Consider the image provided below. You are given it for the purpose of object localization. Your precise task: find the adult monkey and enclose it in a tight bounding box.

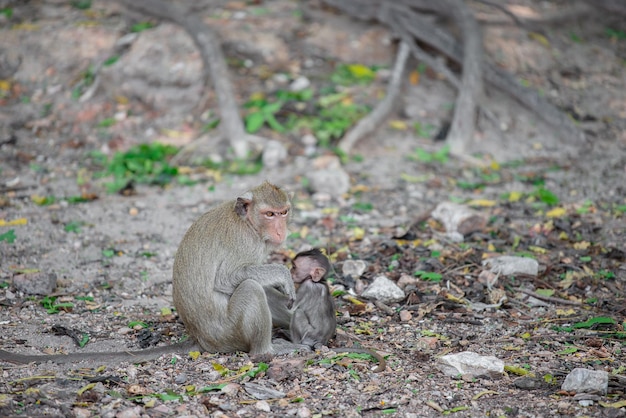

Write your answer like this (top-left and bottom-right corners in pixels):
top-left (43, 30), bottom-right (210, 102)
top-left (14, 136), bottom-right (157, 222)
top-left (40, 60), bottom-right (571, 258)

top-left (173, 180), bottom-right (298, 355)
top-left (0, 181), bottom-right (298, 364)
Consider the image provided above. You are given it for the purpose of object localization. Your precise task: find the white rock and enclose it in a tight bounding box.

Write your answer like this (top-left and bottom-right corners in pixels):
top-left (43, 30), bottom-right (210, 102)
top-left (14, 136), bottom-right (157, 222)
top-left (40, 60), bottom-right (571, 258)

top-left (437, 351), bottom-right (504, 378)
top-left (562, 368), bottom-right (608, 395)
top-left (290, 76), bottom-right (310, 91)
top-left (361, 275), bottom-right (405, 304)
top-left (482, 256), bottom-right (539, 276)
top-left (255, 400), bottom-right (271, 412)
top-left (342, 260), bottom-right (367, 277)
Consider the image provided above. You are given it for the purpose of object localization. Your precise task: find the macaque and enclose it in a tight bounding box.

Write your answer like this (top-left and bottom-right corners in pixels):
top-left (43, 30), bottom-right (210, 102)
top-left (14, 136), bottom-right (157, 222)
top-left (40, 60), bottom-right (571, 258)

top-left (0, 181), bottom-right (299, 364)
top-left (172, 181), bottom-right (299, 355)
top-left (271, 249), bottom-right (387, 372)
top-left (289, 248), bottom-right (336, 349)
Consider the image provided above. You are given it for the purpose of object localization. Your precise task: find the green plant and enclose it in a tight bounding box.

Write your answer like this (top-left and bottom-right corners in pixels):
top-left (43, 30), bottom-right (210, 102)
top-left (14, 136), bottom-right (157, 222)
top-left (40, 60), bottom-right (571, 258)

top-left (0, 229), bottom-right (16, 243)
top-left (93, 143), bottom-right (179, 193)
top-left (408, 145), bottom-right (450, 164)
top-left (330, 63), bottom-right (378, 85)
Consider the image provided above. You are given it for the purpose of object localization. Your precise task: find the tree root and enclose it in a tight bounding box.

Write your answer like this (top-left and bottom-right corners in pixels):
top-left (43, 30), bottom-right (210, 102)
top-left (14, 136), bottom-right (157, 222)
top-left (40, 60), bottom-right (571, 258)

top-left (117, 0), bottom-right (268, 160)
top-left (323, 0), bottom-right (586, 155)
top-left (338, 42), bottom-right (410, 154)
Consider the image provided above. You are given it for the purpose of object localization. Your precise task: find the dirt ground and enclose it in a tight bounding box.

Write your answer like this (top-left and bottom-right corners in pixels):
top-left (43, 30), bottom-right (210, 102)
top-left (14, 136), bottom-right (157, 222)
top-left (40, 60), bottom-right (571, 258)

top-left (1, 1), bottom-right (625, 417)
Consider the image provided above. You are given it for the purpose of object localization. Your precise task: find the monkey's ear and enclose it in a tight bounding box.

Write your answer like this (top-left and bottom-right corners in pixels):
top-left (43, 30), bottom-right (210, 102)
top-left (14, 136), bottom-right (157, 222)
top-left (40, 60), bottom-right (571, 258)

top-left (235, 192), bottom-right (253, 218)
top-left (311, 267), bottom-right (327, 282)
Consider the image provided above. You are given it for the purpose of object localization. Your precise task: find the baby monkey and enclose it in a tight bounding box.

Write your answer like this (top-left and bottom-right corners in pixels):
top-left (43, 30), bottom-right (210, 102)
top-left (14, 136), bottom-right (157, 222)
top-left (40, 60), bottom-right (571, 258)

top-left (267, 249), bottom-right (386, 372)
top-left (289, 248), bottom-right (337, 349)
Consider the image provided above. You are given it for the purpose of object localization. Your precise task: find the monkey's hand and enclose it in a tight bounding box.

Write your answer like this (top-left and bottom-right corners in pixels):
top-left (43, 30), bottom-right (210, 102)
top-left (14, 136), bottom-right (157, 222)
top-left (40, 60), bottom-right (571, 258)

top-left (235, 264), bottom-right (296, 301)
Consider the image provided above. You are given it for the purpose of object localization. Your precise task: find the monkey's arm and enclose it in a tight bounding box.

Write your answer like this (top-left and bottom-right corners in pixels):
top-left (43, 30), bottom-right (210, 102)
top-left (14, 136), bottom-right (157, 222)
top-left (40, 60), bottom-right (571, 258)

top-left (265, 286), bottom-right (293, 329)
top-left (0, 340), bottom-right (198, 365)
top-left (221, 264), bottom-right (295, 301)
top-left (331, 347), bottom-right (387, 373)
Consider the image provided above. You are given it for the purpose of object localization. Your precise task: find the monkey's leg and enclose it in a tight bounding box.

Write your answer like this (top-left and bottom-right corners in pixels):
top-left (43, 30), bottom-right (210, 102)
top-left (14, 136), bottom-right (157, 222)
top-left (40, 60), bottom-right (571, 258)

top-left (227, 279), bottom-right (274, 355)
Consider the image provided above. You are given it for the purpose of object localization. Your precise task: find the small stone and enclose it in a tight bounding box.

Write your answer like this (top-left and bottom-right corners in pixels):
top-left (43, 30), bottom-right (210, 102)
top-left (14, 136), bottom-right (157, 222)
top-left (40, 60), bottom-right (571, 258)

top-left (296, 406), bottom-right (312, 418)
top-left (290, 76), bottom-right (310, 91)
top-left (174, 373), bottom-right (187, 384)
top-left (482, 256), bottom-right (539, 276)
top-left (437, 351), bottom-right (504, 378)
top-left (115, 406), bottom-right (142, 418)
top-left (561, 368), bottom-right (608, 395)
top-left (255, 400), bottom-right (271, 412)
top-left (399, 310), bottom-right (412, 322)
top-left (342, 260), bottom-right (367, 278)
top-left (73, 407), bottom-right (91, 418)
top-left (361, 275), bottom-right (405, 304)
top-left (397, 273), bottom-right (418, 289)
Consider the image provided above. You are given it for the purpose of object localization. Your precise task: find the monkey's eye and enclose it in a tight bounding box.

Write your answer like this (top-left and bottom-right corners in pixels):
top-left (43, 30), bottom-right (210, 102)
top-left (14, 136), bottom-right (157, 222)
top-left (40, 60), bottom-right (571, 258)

top-left (264, 211), bottom-right (275, 218)
top-left (279, 209), bottom-right (289, 216)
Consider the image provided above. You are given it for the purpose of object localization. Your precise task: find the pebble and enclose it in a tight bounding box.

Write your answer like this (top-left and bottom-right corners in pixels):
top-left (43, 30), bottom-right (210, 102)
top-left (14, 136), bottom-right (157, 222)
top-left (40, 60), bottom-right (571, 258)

top-left (342, 260), bottom-right (367, 278)
top-left (255, 400), bottom-right (271, 412)
top-left (437, 351), bottom-right (504, 378)
top-left (399, 310), bottom-right (412, 322)
top-left (361, 275), bottom-right (405, 304)
top-left (115, 406), bottom-right (142, 418)
top-left (561, 368), bottom-right (608, 395)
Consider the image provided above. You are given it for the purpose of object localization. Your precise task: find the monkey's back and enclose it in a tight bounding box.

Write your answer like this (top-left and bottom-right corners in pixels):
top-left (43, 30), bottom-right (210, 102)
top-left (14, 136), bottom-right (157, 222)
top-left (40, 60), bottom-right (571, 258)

top-left (172, 200), bottom-right (270, 349)
top-left (291, 280), bottom-right (337, 348)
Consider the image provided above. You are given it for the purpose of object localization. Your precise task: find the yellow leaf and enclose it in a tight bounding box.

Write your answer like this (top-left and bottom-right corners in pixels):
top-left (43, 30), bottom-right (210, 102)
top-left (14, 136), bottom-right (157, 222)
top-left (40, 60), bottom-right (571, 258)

top-left (249, 91), bottom-right (265, 101)
top-left (77, 383), bottom-right (96, 396)
top-left (212, 362), bottom-right (227, 374)
top-left (546, 207), bottom-right (566, 218)
top-left (30, 195), bottom-right (48, 205)
top-left (388, 119), bottom-right (408, 130)
top-left (340, 96), bottom-right (354, 105)
top-left (528, 32), bottom-right (550, 48)
top-left (347, 64), bottom-right (375, 79)
top-left (528, 245), bottom-right (547, 254)
top-left (400, 173), bottom-right (429, 183)
top-left (299, 225), bottom-right (309, 239)
top-left (559, 231), bottom-right (569, 240)
top-left (444, 293), bottom-right (467, 304)
top-left (556, 308), bottom-right (576, 316)
top-left (409, 70), bottom-right (420, 85)
top-left (0, 218), bottom-right (27, 226)
top-left (0, 80), bottom-right (11, 91)
top-left (600, 400), bottom-right (626, 408)
top-left (505, 365), bottom-right (535, 377)
top-left (508, 191), bottom-right (523, 202)
top-left (185, 385), bottom-right (196, 393)
top-left (490, 161), bottom-right (500, 170)
top-left (350, 227), bottom-right (365, 241)
top-left (473, 390), bottom-right (498, 400)
top-left (520, 332), bottom-right (531, 340)
top-left (467, 199), bottom-right (496, 207)
top-left (115, 95), bottom-right (129, 105)
top-left (351, 184), bottom-right (370, 193)
top-left (160, 307), bottom-right (172, 316)
top-left (12, 23), bottom-right (40, 30)
top-left (487, 243), bottom-right (496, 252)
top-left (143, 399), bottom-right (156, 408)
top-left (343, 295), bottom-right (364, 305)
top-left (573, 241), bottom-right (590, 250)
top-left (188, 351), bottom-right (200, 360)
top-left (558, 272), bottom-right (574, 289)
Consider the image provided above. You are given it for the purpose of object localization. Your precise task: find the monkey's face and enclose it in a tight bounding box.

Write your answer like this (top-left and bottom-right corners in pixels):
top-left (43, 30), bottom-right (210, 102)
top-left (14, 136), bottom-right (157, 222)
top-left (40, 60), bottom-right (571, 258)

top-left (258, 205), bottom-right (290, 246)
top-left (291, 256), bottom-right (326, 284)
